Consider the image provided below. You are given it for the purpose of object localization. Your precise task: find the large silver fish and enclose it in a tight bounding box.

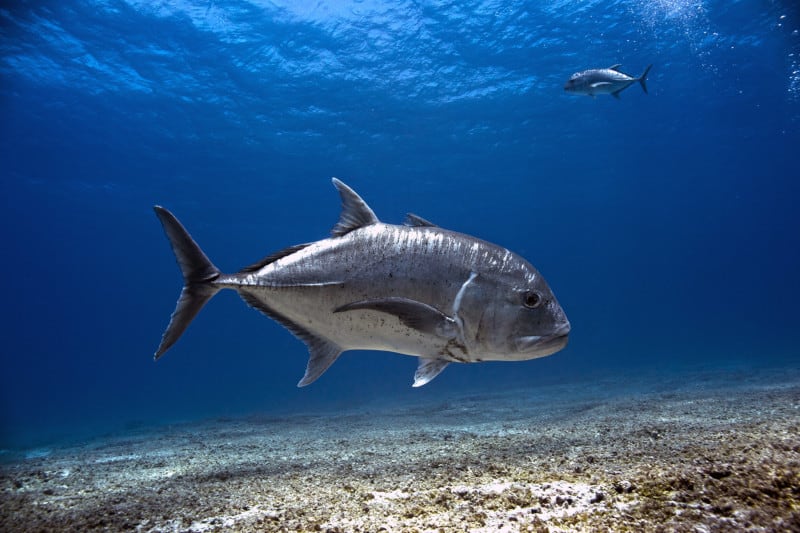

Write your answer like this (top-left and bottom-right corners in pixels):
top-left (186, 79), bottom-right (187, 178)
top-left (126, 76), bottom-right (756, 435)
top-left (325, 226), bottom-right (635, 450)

top-left (564, 64), bottom-right (652, 98)
top-left (154, 179), bottom-right (570, 387)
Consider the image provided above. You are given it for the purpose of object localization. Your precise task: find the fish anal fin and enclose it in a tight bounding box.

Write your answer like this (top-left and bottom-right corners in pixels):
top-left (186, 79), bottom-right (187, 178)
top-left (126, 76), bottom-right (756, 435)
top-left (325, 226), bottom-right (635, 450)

top-left (331, 178), bottom-right (379, 237)
top-left (298, 336), bottom-right (342, 387)
top-left (413, 358), bottom-right (450, 387)
top-left (611, 90), bottom-right (622, 99)
top-left (239, 291), bottom-right (342, 386)
top-left (334, 297), bottom-right (457, 339)
top-left (404, 213), bottom-right (439, 228)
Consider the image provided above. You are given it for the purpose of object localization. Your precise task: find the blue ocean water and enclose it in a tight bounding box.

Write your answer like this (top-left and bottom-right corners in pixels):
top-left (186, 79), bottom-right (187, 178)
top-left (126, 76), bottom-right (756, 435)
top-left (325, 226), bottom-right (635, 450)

top-left (1, 0), bottom-right (798, 449)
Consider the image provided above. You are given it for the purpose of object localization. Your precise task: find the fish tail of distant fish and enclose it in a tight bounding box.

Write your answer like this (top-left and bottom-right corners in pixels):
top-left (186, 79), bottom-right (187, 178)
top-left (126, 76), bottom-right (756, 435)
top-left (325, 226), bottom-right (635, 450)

top-left (638, 64), bottom-right (653, 94)
top-left (152, 206), bottom-right (222, 361)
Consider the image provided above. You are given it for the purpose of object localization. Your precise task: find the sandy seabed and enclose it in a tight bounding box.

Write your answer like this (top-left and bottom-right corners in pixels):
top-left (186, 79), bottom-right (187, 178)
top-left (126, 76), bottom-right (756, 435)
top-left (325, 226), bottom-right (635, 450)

top-left (1, 368), bottom-right (799, 532)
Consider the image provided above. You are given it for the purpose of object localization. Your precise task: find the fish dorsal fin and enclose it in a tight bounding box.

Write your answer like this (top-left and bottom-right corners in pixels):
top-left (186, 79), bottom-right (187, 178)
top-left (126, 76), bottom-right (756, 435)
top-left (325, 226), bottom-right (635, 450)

top-left (413, 358), bottom-right (450, 387)
top-left (239, 243), bottom-right (310, 273)
top-left (404, 213), bottom-right (439, 228)
top-left (608, 64), bottom-right (622, 71)
top-left (330, 178), bottom-right (379, 237)
top-left (238, 291), bottom-right (342, 386)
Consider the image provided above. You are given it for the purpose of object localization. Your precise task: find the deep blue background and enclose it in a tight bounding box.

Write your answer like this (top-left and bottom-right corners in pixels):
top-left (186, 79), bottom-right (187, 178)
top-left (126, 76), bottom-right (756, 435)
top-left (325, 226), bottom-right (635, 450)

top-left (1, 0), bottom-right (798, 448)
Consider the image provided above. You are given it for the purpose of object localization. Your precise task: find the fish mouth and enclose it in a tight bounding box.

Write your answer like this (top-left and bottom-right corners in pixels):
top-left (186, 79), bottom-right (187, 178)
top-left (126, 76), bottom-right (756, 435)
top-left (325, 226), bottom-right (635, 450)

top-left (514, 322), bottom-right (571, 356)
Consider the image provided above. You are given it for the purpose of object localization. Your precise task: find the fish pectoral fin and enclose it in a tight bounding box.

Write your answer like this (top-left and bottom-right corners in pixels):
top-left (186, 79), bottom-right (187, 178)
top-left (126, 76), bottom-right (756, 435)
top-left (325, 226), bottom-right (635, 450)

top-left (334, 297), bottom-right (457, 339)
top-left (413, 358), bottom-right (451, 388)
top-left (590, 82), bottom-right (612, 88)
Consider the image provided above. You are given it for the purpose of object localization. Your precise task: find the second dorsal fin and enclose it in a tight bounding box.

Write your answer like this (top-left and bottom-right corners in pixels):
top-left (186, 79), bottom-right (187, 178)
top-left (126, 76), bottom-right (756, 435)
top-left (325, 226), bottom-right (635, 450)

top-left (330, 178), bottom-right (379, 237)
top-left (239, 243), bottom-right (310, 273)
top-left (404, 213), bottom-right (439, 228)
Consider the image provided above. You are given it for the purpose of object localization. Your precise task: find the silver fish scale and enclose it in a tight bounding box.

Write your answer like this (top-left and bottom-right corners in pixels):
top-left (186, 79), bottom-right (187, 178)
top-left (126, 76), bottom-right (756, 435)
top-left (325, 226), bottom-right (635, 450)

top-left (219, 223), bottom-right (527, 359)
top-left (231, 223), bottom-right (528, 310)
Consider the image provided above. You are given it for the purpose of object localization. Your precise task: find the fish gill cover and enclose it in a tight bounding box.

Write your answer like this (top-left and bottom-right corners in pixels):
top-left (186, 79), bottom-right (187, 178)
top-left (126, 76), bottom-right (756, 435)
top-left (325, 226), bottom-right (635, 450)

top-left (0, 0), bottom-right (798, 447)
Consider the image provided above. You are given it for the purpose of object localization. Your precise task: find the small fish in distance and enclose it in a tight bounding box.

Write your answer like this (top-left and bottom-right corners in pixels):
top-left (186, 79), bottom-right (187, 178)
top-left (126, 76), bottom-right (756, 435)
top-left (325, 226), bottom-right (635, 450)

top-left (153, 179), bottom-right (570, 387)
top-left (564, 64), bottom-right (653, 99)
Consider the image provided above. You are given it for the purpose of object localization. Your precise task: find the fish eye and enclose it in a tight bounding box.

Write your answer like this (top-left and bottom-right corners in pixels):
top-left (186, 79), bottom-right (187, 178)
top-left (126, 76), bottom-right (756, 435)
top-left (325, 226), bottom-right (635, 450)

top-left (523, 291), bottom-right (542, 309)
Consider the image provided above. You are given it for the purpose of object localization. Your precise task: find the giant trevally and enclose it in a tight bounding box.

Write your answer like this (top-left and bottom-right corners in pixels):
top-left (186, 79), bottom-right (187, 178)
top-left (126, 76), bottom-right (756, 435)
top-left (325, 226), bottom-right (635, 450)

top-left (153, 179), bottom-right (570, 387)
top-left (564, 64), bottom-right (653, 98)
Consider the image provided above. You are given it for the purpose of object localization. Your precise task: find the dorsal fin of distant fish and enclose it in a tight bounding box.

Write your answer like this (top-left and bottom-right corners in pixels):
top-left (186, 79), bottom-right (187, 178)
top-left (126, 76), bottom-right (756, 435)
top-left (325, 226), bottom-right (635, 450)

top-left (239, 243), bottom-right (311, 273)
top-left (608, 64), bottom-right (622, 71)
top-left (330, 178), bottom-right (379, 237)
top-left (404, 213), bottom-right (439, 228)
top-left (239, 290), bottom-right (342, 387)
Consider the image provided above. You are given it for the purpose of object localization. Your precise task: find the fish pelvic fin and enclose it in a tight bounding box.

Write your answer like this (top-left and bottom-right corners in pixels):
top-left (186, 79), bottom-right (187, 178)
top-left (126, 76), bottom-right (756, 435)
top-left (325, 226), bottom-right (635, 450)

top-left (639, 64), bottom-right (652, 94)
top-left (413, 358), bottom-right (451, 387)
top-left (153, 206), bottom-right (222, 360)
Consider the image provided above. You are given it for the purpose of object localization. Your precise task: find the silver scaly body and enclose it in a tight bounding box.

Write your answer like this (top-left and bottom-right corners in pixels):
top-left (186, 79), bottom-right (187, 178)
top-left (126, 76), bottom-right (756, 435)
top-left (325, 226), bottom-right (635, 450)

top-left (564, 64), bottom-right (652, 98)
top-left (227, 224), bottom-right (530, 362)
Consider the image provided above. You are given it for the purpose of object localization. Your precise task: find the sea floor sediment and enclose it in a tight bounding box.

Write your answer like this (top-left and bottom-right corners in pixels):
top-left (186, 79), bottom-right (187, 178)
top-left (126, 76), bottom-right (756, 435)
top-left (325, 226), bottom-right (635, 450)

top-left (2, 368), bottom-right (799, 532)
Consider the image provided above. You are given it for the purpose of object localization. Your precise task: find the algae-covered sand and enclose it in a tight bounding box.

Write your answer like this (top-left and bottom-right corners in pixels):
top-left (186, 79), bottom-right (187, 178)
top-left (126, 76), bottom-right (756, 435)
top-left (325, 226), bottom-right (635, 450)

top-left (2, 369), bottom-right (799, 532)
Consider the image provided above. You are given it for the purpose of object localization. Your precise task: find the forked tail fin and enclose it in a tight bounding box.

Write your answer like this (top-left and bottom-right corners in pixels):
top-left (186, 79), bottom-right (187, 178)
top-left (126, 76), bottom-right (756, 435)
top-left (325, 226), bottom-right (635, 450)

top-left (639, 64), bottom-right (653, 94)
top-left (153, 206), bottom-right (222, 360)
